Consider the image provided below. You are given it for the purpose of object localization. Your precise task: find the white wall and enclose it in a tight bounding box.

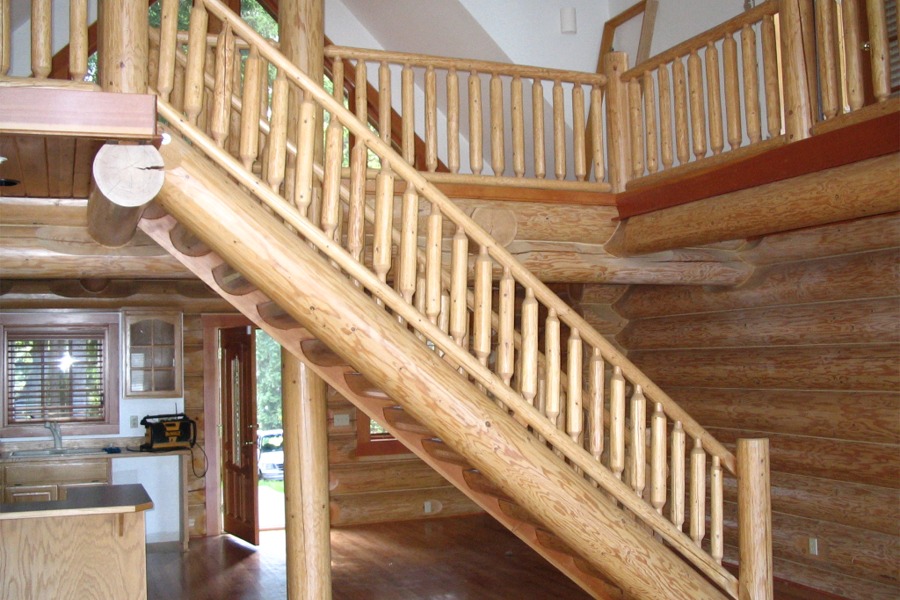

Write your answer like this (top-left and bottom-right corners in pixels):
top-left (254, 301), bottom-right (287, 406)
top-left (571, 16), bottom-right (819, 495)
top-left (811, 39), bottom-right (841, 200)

top-left (112, 455), bottom-right (182, 544)
top-left (8, 0), bottom-right (98, 78)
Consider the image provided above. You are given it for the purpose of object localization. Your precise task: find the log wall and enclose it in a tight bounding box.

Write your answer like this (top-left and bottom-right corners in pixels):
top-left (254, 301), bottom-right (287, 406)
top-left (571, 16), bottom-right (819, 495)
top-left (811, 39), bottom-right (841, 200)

top-left (616, 237), bottom-right (900, 600)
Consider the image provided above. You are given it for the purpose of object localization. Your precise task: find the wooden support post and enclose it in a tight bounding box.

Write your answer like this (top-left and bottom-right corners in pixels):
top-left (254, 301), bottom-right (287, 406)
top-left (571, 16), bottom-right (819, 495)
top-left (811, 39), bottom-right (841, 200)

top-left (283, 352), bottom-right (332, 600)
top-left (737, 438), bottom-right (773, 600)
top-left (604, 52), bottom-right (631, 193)
top-left (87, 144), bottom-right (165, 248)
top-left (89, 0), bottom-right (153, 247)
top-left (778, 0), bottom-right (813, 141)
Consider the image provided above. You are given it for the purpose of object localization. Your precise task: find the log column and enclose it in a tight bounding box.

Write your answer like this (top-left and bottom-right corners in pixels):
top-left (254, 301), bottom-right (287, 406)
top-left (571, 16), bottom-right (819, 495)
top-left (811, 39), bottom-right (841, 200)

top-left (283, 352), bottom-right (332, 600)
top-left (89, 0), bottom-right (160, 247)
top-left (737, 438), bottom-right (773, 600)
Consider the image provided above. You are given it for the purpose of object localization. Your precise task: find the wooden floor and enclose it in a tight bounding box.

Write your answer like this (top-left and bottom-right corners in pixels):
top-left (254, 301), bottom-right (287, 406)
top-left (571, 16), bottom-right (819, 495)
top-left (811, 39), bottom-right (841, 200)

top-left (147, 514), bottom-right (592, 600)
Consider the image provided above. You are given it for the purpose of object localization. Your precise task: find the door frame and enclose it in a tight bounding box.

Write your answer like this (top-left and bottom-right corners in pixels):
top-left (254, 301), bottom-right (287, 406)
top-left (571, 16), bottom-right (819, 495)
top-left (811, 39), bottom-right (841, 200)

top-left (202, 314), bottom-right (253, 537)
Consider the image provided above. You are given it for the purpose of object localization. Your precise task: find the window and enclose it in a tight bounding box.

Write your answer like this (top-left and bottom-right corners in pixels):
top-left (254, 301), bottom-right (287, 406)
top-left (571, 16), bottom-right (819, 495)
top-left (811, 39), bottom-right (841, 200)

top-left (355, 414), bottom-right (408, 457)
top-left (1, 312), bottom-right (119, 437)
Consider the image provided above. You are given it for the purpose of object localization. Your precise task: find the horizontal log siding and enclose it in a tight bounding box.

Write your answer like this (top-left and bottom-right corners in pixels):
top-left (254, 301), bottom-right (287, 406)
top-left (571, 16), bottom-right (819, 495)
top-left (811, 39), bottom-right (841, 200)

top-left (619, 243), bottom-right (900, 600)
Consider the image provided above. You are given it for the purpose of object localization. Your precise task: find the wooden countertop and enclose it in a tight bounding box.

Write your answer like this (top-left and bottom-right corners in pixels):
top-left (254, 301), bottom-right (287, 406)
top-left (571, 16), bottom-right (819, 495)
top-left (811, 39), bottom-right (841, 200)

top-left (0, 483), bottom-right (153, 520)
top-left (0, 447), bottom-right (191, 463)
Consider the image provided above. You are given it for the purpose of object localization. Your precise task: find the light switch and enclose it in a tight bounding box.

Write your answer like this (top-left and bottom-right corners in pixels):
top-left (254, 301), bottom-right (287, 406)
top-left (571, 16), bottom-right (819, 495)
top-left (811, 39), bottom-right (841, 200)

top-left (333, 413), bottom-right (350, 427)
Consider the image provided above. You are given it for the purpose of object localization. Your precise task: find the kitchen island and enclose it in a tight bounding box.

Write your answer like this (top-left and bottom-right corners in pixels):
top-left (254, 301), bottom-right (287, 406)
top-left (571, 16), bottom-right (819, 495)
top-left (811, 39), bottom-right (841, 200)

top-left (0, 483), bottom-right (153, 600)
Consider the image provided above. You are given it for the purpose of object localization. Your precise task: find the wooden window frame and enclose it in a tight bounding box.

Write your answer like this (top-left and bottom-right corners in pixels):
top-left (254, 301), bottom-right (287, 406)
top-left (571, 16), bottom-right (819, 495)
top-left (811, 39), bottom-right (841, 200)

top-left (355, 414), bottom-right (408, 457)
top-left (1, 311), bottom-right (120, 438)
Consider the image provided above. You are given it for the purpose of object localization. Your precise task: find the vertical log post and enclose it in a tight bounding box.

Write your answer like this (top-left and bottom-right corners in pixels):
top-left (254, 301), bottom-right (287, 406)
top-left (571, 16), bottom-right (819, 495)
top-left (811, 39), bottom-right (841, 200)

top-left (87, 0), bottom-right (155, 248)
top-left (283, 354), bottom-right (332, 600)
top-left (603, 52), bottom-right (631, 193)
top-left (0, 0), bottom-right (10, 77)
top-left (737, 438), bottom-right (773, 600)
top-left (779, 0), bottom-right (813, 142)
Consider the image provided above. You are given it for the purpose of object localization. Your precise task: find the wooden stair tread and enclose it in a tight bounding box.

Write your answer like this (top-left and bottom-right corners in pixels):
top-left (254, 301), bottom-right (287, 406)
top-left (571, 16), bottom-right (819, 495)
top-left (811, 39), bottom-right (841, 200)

top-left (169, 222), bottom-right (211, 257)
top-left (498, 498), bottom-right (542, 528)
top-left (382, 406), bottom-right (432, 436)
top-left (212, 263), bottom-right (257, 296)
top-left (300, 339), bottom-right (349, 368)
top-left (257, 301), bottom-right (301, 330)
top-left (344, 372), bottom-right (389, 399)
top-left (462, 468), bottom-right (513, 501)
top-left (421, 438), bottom-right (471, 467)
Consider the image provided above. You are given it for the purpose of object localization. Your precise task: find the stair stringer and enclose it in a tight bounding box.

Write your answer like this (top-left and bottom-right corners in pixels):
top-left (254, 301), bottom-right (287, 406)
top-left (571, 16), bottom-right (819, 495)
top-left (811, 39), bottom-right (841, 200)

top-left (146, 134), bottom-right (730, 600)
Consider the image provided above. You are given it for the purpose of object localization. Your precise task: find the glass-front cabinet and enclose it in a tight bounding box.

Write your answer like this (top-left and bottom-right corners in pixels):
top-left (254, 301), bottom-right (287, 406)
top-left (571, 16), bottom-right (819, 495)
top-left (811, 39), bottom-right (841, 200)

top-left (124, 312), bottom-right (183, 398)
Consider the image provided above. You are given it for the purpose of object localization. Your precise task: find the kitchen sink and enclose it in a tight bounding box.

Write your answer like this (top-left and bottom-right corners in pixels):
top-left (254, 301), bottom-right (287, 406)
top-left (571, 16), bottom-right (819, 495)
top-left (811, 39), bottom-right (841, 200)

top-left (11, 448), bottom-right (104, 457)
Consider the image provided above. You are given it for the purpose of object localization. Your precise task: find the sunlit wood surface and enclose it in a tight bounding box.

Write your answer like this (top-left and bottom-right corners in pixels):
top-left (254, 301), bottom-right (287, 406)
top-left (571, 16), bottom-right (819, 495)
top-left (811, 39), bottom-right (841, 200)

top-left (147, 514), bottom-right (591, 600)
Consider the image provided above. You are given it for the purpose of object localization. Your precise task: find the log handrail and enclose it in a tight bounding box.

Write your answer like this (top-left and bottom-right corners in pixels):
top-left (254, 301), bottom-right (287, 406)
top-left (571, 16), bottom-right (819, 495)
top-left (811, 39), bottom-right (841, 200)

top-left (148, 0), bottom-right (743, 594)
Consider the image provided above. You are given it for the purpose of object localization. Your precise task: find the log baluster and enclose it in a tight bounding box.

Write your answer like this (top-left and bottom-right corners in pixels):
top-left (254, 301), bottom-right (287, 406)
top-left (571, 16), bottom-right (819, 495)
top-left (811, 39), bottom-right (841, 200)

top-left (397, 188), bottom-right (419, 304)
top-left (545, 309), bottom-right (561, 427)
top-left (401, 63), bottom-right (415, 164)
top-left (266, 71), bottom-right (289, 193)
top-left (172, 58), bottom-right (186, 111)
top-left (690, 437), bottom-right (707, 547)
top-left (439, 290), bottom-right (451, 338)
top-left (815, 0), bottom-right (840, 120)
top-left (628, 385), bottom-right (646, 498)
top-left (473, 247), bottom-right (493, 372)
top-left (227, 50), bottom-right (243, 159)
top-left (672, 56), bottom-right (690, 165)
top-left (589, 85), bottom-right (605, 181)
top-left (31, 0), bottom-right (51, 78)
top-left (322, 113), bottom-right (344, 232)
top-left (532, 78), bottom-right (546, 179)
top-left (687, 49), bottom-right (707, 159)
top-left (497, 267), bottom-right (515, 387)
top-left (723, 32), bottom-right (742, 150)
top-left (588, 348), bottom-right (604, 463)
top-left (378, 61), bottom-right (391, 144)
top-left (293, 99), bottom-right (316, 218)
top-left (511, 75), bottom-right (526, 177)
top-left (741, 24), bottom-right (762, 144)
top-left (761, 15), bottom-right (782, 137)
top-left (780, 0), bottom-right (813, 142)
top-left (449, 228), bottom-right (469, 348)
top-left (0, 0), bottom-right (9, 76)
top-left (520, 289), bottom-right (539, 407)
top-left (567, 329), bottom-right (583, 445)
top-left (211, 25), bottom-right (235, 149)
top-left (670, 420), bottom-right (686, 531)
top-left (706, 41), bottom-right (724, 155)
top-left (841, 0), bottom-right (866, 111)
top-left (157, 0), bottom-right (179, 101)
top-left (610, 366), bottom-right (626, 481)
top-left (184, 3), bottom-right (209, 125)
top-left (658, 66), bottom-right (674, 170)
top-left (866, 0), bottom-right (891, 102)
top-left (552, 79), bottom-right (566, 179)
top-left (643, 71), bottom-right (658, 174)
top-left (650, 402), bottom-right (667, 514)
top-left (711, 455), bottom-right (724, 565)
top-left (372, 168), bottom-right (395, 284)
top-left (69, 0), bottom-right (88, 81)
top-left (197, 45), bottom-right (214, 136)
top-left (447, 68), bottom-right (460, 173)
top-left (572, 84), bottom-right (587, 180)
top-left (628, 79), bottom-right (644, 179)
top-left (425, 206), bottom-right (443, 326)
top-left (469, 71), bottom-right (484, 175)
top-left (490, 72), bottom-right (505, 176)
top-left (425, 66), bottom-right (438, 172)
top-left (238, 47), bottom-right (261, 170)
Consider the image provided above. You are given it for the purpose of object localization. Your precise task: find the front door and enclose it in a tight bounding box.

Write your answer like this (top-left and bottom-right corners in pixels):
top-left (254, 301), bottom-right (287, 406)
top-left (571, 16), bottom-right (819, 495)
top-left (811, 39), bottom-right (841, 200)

top-left (221, 326), bottom-right (259, 545)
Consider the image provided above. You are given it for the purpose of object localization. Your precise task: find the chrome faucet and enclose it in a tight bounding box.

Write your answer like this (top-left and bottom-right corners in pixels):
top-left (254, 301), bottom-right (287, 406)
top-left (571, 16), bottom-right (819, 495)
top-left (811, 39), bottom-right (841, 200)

top-left (45, 422), bottom-right (63, 450)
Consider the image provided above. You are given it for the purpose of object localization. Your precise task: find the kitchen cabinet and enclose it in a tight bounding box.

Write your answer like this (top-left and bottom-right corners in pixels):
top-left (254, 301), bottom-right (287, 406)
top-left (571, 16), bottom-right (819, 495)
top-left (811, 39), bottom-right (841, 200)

top-left (2, 459), bottom-right (110, 503)
top-left (124, 311), bottom-right (183, 398)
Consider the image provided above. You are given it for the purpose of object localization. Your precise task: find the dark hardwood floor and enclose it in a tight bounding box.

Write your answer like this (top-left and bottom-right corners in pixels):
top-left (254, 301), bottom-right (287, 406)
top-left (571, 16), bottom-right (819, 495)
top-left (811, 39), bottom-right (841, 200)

top-left (147, 514), bottom-right (592, 599)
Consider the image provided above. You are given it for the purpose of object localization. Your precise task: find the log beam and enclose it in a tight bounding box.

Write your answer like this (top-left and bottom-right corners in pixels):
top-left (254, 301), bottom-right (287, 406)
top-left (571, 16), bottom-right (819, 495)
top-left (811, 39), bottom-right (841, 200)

top-left (87, 143), bottom-right (165, 247)
top-left (606, 153), bottom-right (900, 256)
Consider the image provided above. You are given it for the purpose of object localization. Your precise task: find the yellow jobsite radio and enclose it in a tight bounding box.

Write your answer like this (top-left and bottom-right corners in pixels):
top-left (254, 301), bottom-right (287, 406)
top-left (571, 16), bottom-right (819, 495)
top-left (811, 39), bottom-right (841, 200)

top-left (140, 413), bottom-right (197, 451)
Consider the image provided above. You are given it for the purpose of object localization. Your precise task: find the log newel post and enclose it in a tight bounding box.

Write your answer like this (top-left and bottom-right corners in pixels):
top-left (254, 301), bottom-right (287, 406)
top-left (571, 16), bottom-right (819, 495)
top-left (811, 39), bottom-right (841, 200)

top-left (88, 0), bottom-right (158, 247)
top-left (778, 0), bottom-right (813, 141)
top-left (283, 352), bottom-right (332, 600)
top-left (737, 438), bottom-right (773, 600)
top-left (603, 52), bottom-right (631, 193)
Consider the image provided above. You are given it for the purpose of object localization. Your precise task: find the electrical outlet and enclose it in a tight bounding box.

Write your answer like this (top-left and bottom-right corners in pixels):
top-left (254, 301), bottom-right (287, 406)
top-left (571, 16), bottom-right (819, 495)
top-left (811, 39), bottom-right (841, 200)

top-left (423, 500), bottom-right (433, 514)
top-left (130, 415), bottom-right (140, 428)
top-left (808, 537), bottom-right (819, 556)
top-left (333, 413), bottom-right (350, 427)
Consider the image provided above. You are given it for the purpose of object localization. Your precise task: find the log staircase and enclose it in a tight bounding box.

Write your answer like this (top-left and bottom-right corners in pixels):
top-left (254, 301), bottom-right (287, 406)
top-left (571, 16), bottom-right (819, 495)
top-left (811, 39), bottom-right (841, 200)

top-left (128, 1), bottom-right (776, 598)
